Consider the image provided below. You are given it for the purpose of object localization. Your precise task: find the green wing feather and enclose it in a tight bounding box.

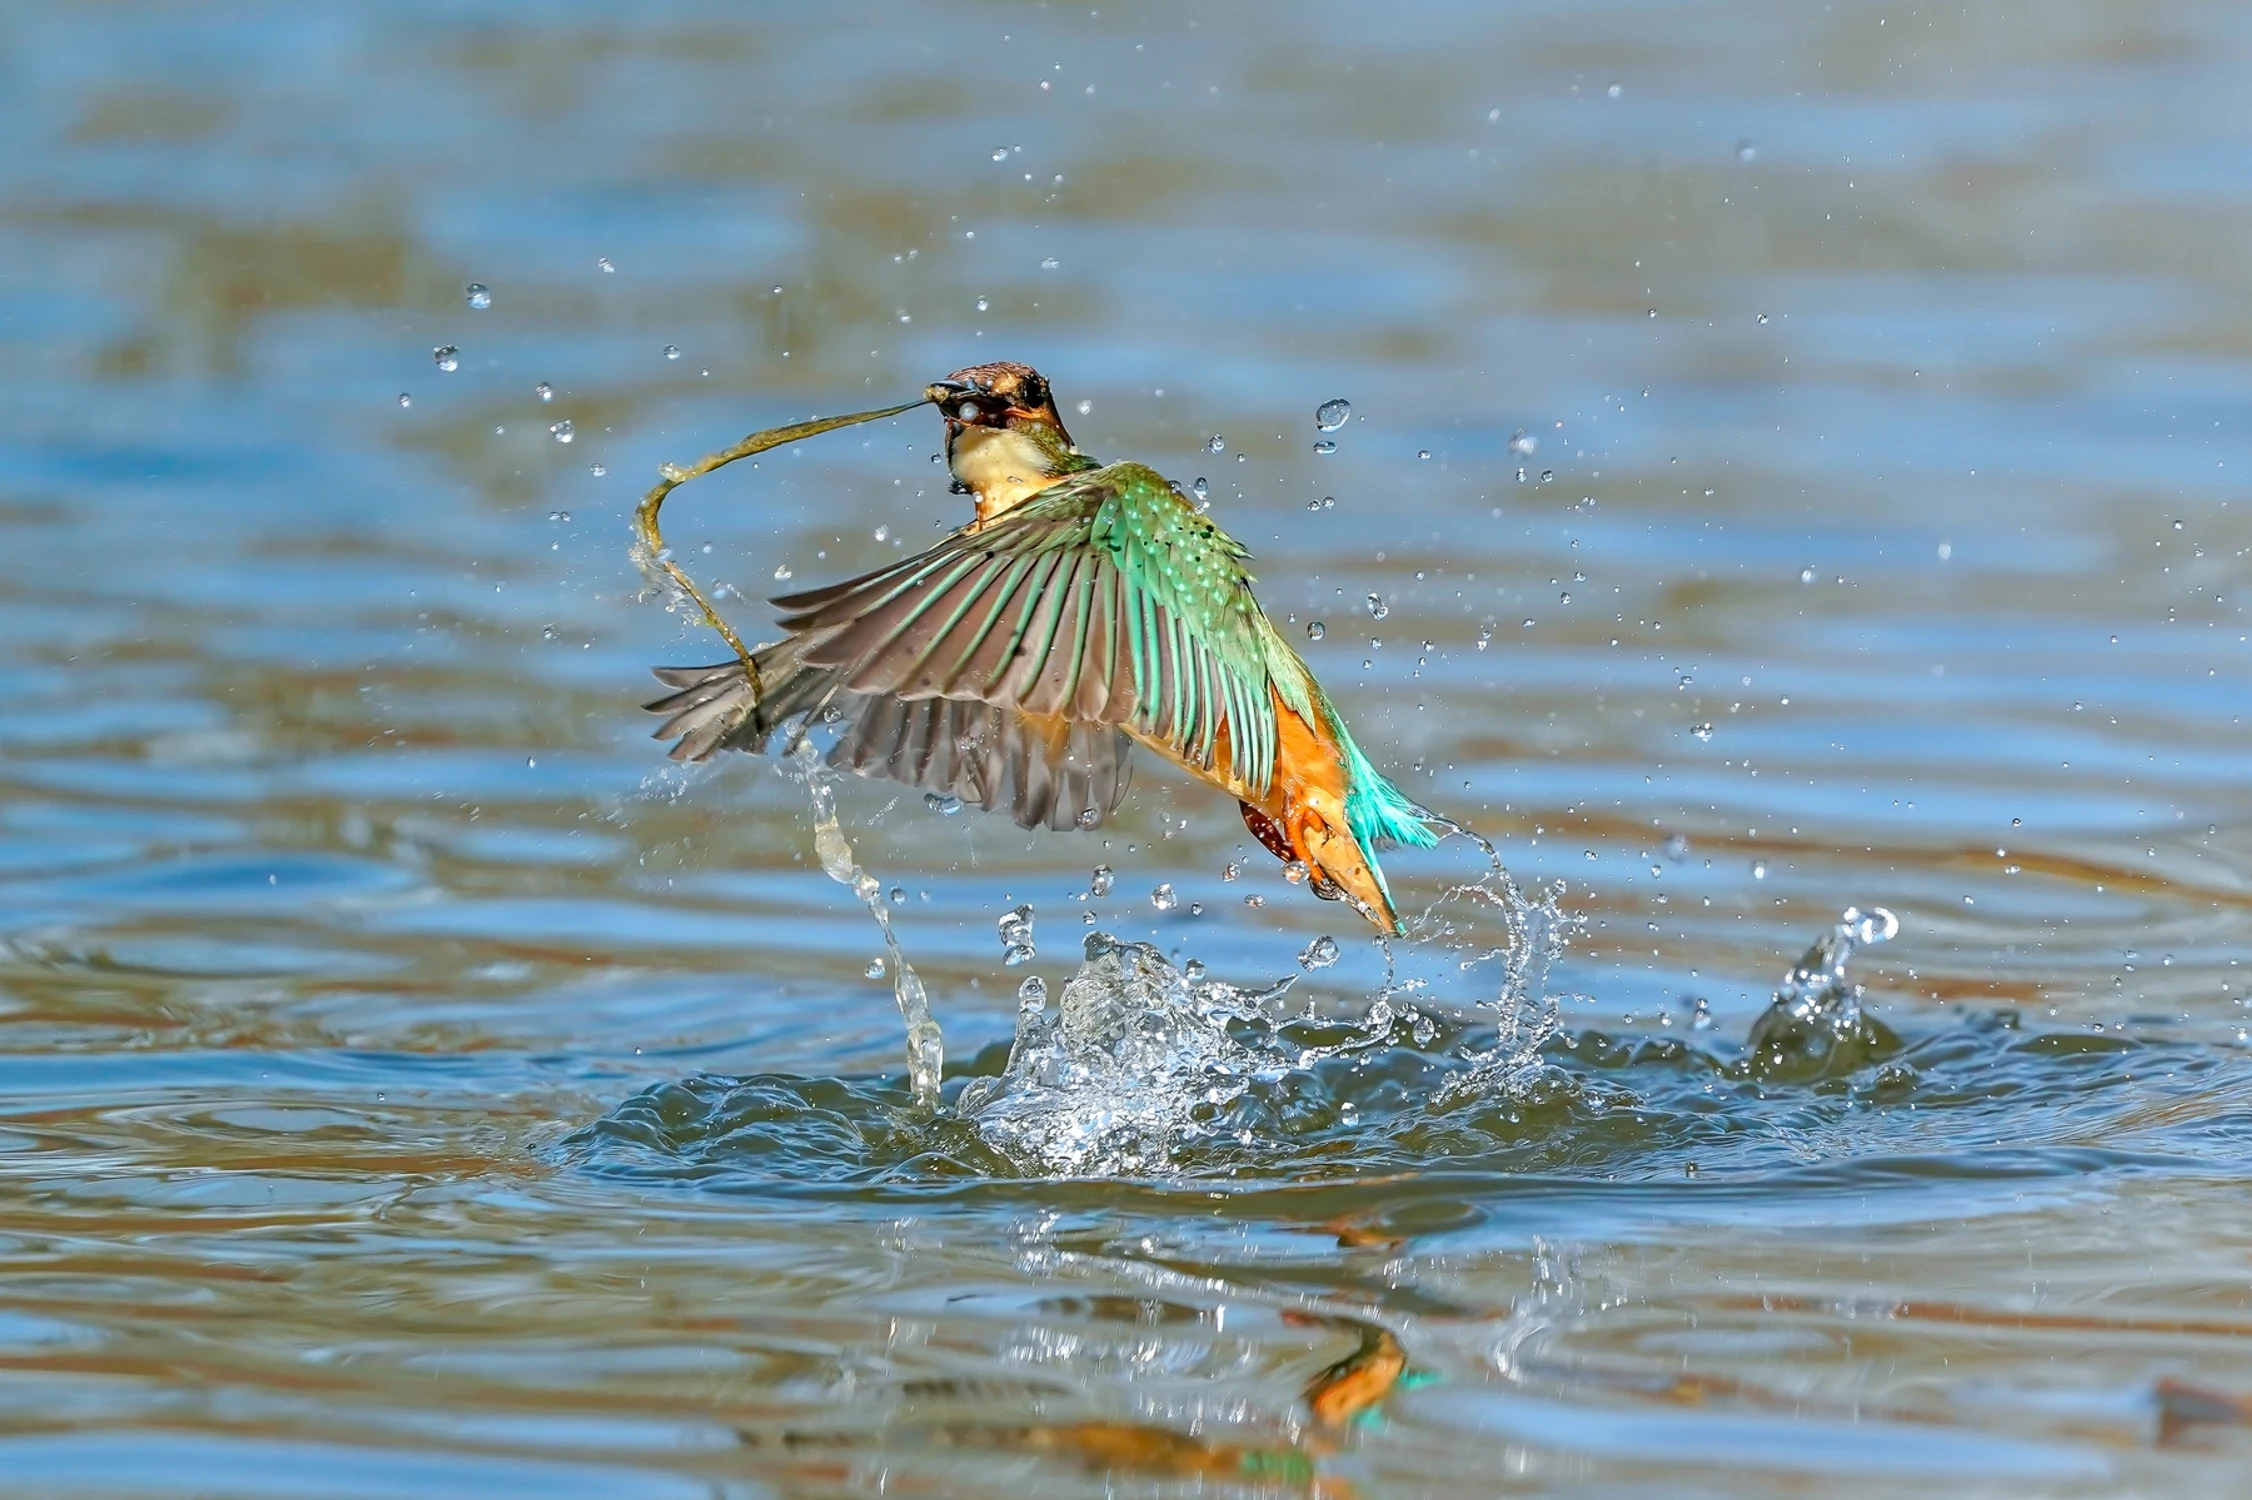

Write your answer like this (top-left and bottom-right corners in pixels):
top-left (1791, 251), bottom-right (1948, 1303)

top-left (773, 462), bottom-right (1281, 795)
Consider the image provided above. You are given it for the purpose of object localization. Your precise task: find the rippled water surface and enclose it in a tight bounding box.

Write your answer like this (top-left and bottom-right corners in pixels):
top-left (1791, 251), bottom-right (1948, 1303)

top-left (6, 3), bottom-right (2252, 1494)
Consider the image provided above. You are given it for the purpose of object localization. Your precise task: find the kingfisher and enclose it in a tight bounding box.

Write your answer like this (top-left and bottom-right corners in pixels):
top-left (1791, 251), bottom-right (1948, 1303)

top-left (646, 361), bottom-right (1436, 934)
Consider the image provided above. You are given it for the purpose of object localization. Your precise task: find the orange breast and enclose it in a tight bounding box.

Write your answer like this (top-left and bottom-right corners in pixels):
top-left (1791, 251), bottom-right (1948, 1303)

top-left (1128, 687), bottom-right (1348, 826)
top-left (1126, 686), bottom-right (1400, 931)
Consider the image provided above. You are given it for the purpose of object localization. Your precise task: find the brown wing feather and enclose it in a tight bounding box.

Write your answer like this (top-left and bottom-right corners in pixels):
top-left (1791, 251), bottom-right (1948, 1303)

top-left (824, 690), bottom-right (1133, 832)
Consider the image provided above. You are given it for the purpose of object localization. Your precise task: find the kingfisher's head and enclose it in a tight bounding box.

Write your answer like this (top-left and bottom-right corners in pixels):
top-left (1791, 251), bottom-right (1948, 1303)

top-left (925, 361), bottom-right (1093, 522)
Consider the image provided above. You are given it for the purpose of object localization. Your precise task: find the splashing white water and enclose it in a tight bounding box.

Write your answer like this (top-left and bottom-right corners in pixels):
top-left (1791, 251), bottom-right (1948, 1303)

top-left (956, 824), bottom-right (1577, 1174)
top-left (788, 738), bottom-right (944, 1105)
top-left (1399, 818), bottom-right (1580, 1100)
top-left (958, 932), bottom-right (1296, 1175)
top-left (1745, 904), bottom-right (1899, 1068)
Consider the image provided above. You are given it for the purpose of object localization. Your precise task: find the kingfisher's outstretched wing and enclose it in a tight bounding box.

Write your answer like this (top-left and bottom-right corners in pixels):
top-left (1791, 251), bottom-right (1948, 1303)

top-left (770, 461), bottom-right (1283, 797)
top-left (645, 649), bottom-right (1133, 834)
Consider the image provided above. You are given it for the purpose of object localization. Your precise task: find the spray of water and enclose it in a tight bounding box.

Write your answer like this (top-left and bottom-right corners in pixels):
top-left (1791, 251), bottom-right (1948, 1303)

top-left (789, 738), bottom-right (945, 1106)
top-left (957, 935), bottom-right (1290, 1175)
top-left (1744, 904), bottom-right (1900, 1077)
top-left (1400, 815), bottom-right (1579, 1100)
top-left (955, 815), bottom-right (1581, 1174)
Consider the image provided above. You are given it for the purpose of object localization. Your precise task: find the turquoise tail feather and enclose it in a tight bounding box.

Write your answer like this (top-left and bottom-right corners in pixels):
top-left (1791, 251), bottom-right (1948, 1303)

top-left (1338, 731), bottom-right (1438, 853)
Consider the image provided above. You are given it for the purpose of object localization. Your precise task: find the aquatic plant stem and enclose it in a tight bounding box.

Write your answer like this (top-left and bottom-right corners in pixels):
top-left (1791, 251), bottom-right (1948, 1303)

top-left (631, 397), bottom-right (929, 691)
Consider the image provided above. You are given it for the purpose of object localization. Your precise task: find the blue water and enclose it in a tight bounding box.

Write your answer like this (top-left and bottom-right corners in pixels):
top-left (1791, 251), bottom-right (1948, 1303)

top-left (3, 2), bottom-right (2251, 1493)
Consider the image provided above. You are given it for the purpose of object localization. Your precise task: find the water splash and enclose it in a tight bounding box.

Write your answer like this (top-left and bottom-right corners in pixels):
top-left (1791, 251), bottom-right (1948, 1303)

top-left (957, 933), bottom-right (1294, 1175)
top-left (998, 904), bottom-right (1035, 966)
top-left (1744, 905), bottom-right (1901, 1079)
top-left (789, 738), bottom-right (944, 1106)
top-left (1399, 816), bottom-right (1579, 1101)
top-left (952, 814), bottom-right (1579, 1173)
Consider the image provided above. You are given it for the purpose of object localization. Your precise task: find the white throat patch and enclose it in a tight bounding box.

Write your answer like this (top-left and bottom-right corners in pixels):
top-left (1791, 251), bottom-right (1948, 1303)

top-left (950, 425), bottom-right (1063, 522)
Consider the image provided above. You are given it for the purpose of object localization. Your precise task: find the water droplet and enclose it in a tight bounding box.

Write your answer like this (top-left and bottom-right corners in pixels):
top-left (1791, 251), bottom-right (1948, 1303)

top-left (548, 510), bottom-right (571, 523)
top-left (925, 793), bottom-right (962, 816)
top-left (541, 624), bottom-right (559, 640)
top-left (1799, 566), bottom-right (1816, 584)
top-left (1320, 495), bottom-right (1335, 510)
top-left (1418, 449), bottom-right (1431, 460)
top-left (1315, 398), bottom-right (1351, 431)
top-left (1663, 833), bottom-right (1690, 861)
top-left (1205, 435), bottom-right (1226, 454)
top-left (1306, 620), bottom-right (1326, 641)
top-left (1190, 477), bottom-right (1209, 502)
top-left (1606, 81), bottom-right (1622, 97)
top-left (1541, 470), bottom-right (1554, 482)
top-left (1089, 864), bottom-right (1115, 897)
top-left (1150, 883), bottom-right (1177, 912)
top-left (1508, 430), bottom-right (1537, 457)
top-left (1757, 312), bottom-right (1769, 325)
top-left (535, 382), bottom-right (554, 402)
top-left (1691, 722), bottom-right (1713, 741)
top-left (1735, 140), bottom-right (1758, 162)
top-left (873, 524), bottom-right (889, 542)
top-left (1751, 860), bottom-right (1768, 879)
top-left (1075, 398), bottom-right (1092, 415)
top-left (773, 563), bottom-right (793, 580)
top-left (597, 256), bottom-right (615, 273)
top-left (465, 283), bottom-right (492, 309)
top-left (664, 344), bottom-right (680, 360)
top-left (1936, 541), bottom-right (1953, 560)
top-left (1039, 256), bottom-right (1059, 270)
top-left (1366, 594), bottom-right (1388, 621)
top-left (889, 886), bottom-right (906, 905)
top-left (1283, 860), bottom-right (1309, 886)
top-left (589, 463), bottom-right (606, 476)
top-left (1221, 862), bottom-right (1240, 882)
top-left (1298, 935), bottom-right (1340, 970)
top-left (991, 147), bottom-right (1010, 161)
top-left (998, 904), bottom-right (1036, 964)
top-left (1313, 440), bottom-right (1337, 456)
top-left (975, 296), bottom-right (990, 312)
top-left (549, 420), bottom-right (574, 443)
top-left (1842, 906), bottom-right (1899, 944)
top-left (396, 392), bottom-right (412, 408)
top-left (865, 958), bottom-right (886, 978)
top-left (432, 345), bottom-right (459, 372)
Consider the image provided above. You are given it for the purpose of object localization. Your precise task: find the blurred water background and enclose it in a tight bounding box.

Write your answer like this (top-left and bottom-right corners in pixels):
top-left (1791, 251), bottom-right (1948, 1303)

top-left (3, 2), bottom-right (2251, 1494)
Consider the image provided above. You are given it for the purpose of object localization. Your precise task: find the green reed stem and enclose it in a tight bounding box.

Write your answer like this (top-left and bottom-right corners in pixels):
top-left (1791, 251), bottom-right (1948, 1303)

top-left (632, 397), bottom-right (931, 691)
